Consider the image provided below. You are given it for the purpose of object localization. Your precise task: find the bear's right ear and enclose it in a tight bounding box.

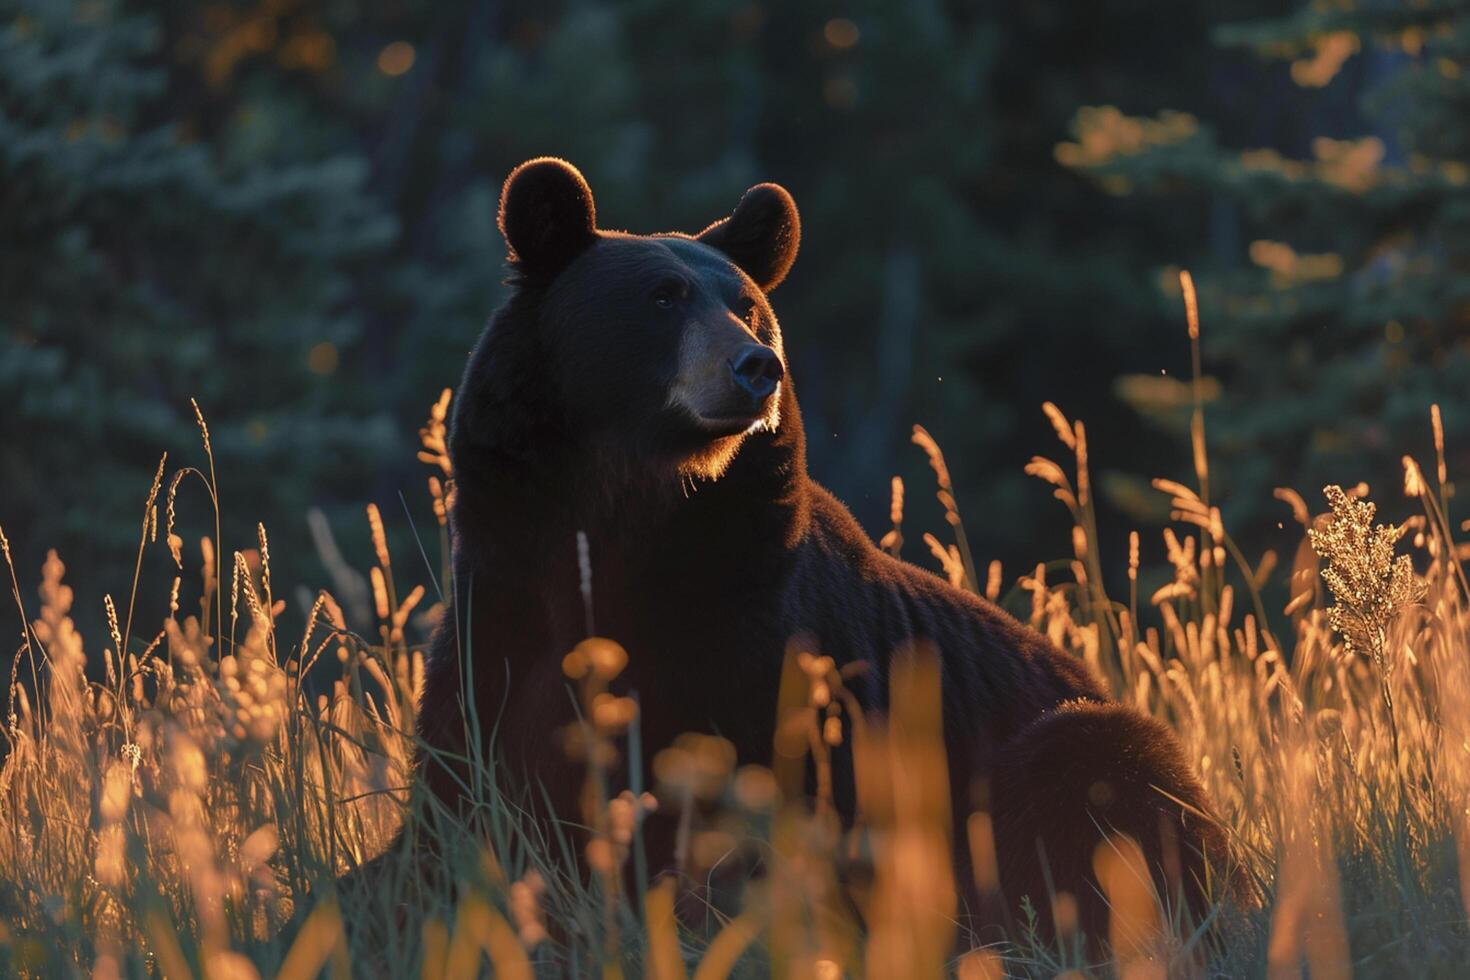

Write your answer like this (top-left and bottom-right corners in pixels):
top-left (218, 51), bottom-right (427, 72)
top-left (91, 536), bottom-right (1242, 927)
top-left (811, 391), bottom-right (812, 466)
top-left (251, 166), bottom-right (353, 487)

top-left (498, 158), bottom-right (598, 280)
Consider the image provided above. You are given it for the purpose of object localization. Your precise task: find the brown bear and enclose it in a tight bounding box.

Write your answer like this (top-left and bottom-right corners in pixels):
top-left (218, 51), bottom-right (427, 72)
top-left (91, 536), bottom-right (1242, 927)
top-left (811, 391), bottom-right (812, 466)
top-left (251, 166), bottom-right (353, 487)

top-left (415, 156), bottom-right (1239, 943)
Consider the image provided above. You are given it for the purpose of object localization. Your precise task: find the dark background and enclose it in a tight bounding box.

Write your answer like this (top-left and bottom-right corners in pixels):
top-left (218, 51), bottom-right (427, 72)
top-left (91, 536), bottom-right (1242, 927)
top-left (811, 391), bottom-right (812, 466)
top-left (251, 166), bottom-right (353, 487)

top-left (3, 0), bottom-right (1467, 650)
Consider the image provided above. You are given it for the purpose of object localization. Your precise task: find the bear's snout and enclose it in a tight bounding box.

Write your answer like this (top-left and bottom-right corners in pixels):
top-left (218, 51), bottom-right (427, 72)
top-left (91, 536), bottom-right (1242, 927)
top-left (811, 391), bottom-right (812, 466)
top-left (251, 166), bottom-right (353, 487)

top-left (668, 318), bottom-right (784, 437)
top-left (729, 345), bottom-right (784, 401)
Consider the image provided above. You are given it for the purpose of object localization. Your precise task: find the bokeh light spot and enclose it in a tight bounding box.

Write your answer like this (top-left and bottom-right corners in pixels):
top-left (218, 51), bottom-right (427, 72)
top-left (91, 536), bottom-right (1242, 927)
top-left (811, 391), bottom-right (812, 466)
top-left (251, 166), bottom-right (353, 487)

top-left (308, 341), bottom-right (339, 374)
top-left (824, 18), bottom-right (859, 49)
top-left (377, 41), bottom-right (415, 77)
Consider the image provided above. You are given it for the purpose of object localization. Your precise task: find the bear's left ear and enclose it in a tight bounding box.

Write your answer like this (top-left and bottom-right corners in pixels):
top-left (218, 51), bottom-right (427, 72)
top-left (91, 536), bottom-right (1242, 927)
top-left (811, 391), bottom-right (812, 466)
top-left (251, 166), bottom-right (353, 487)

top-left (498, 157), bottom-right (599, 280)
top-left (697, 183), bottom-right (800, 292)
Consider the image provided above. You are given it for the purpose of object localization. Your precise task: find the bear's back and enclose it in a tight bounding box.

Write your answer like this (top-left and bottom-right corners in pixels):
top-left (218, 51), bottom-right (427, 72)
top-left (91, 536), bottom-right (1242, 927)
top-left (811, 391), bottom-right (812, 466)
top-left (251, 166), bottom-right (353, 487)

top-left (779, 482), bottom-right (1109, 736)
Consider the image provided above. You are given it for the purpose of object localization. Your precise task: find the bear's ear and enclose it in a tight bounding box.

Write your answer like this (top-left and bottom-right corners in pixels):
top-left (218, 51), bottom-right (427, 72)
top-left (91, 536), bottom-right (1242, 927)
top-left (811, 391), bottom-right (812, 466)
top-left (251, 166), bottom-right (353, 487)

top-left (498, 158), bottom-right (598, 279)
top-left (696, 183), bottom-right (800, 292)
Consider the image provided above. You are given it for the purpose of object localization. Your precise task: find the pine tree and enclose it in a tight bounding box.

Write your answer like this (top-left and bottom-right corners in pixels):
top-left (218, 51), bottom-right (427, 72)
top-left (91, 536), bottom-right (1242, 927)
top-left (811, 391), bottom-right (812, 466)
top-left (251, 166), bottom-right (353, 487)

top-left (737, 0), bottom-right (1282, 566)
top-left (1058, 3), bottom-right (1470, 538)
top-left (0, 0), bottom-right (394, 633)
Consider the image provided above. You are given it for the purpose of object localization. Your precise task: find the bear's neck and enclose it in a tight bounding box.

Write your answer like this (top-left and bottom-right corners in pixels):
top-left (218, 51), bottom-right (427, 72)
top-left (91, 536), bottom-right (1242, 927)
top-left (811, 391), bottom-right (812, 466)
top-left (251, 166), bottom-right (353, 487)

top-left (447, 372), bottom-right (810, 647)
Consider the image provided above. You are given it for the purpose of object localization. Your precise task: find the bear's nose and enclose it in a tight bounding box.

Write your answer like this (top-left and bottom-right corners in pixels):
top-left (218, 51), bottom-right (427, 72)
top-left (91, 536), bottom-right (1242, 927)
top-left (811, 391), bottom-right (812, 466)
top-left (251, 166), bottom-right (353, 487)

top-left (729, 345), bottom-right (784, 400)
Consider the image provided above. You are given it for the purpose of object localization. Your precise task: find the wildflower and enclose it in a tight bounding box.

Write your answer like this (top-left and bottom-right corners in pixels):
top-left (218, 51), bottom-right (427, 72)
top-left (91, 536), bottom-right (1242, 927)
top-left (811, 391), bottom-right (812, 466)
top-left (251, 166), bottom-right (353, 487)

top-left (653, 733), bottom-right (736, 801)
top-left (922, 532), bottom-right (966, 588)
top-left (733, 765), bottom-right (779, 811)
top-left (1309, 485), bottom-right (1425, 667)
top-left (417, 387), bottom-right (453, 477)
top-left (984, 559), bottom-right (1003, 601)
top-left (1042, 401), bottom-right (1077, 450)
top-left (366, 503), bottom-right (391, 571)
top-left (509, 869), bottom-right (548, 948)
top-left (879, 475), bottom-right (904, 555)
top-left (1151, 528), bottom-right (1199, 605)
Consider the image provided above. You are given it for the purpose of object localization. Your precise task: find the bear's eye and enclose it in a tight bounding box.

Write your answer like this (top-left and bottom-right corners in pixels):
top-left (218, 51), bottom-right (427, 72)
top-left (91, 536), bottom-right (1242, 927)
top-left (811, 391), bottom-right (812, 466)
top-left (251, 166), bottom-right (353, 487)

top-left (651, 280), bottom-right (684, 311)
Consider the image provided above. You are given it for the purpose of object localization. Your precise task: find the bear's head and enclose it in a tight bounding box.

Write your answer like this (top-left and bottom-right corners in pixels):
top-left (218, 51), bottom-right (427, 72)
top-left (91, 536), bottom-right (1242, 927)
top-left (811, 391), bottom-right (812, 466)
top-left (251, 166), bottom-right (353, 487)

top-left (495, 157), bottom-right (800, 483)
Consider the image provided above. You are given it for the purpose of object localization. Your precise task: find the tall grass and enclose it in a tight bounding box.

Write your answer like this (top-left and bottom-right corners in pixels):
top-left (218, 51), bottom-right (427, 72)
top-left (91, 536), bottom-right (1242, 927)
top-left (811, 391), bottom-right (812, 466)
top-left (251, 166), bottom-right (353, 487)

top-left (2, 299), bottom-right (1468, 976)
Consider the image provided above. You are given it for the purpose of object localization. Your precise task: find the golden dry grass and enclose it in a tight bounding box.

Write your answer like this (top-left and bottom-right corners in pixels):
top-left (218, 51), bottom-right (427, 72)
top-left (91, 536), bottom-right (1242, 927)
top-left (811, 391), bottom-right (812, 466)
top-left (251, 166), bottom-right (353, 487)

top-left (2, 295), bottom-right (1468, 976)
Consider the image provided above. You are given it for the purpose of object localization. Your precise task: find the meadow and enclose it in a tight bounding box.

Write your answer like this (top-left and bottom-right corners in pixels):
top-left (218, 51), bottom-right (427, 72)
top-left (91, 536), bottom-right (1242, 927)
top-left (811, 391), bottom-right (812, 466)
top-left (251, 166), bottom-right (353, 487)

top-left (2, 285), bottom-right (1466, 978)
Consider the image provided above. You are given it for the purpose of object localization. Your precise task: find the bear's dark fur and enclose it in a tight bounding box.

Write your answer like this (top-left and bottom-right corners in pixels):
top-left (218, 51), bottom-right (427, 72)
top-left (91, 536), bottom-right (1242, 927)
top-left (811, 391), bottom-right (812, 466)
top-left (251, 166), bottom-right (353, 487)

top-left (417, 157), bottom-right (1239, 940)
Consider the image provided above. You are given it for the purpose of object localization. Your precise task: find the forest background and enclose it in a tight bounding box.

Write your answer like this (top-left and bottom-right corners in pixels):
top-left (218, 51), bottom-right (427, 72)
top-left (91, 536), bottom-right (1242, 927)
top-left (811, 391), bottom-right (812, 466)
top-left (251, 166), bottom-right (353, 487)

top-left (4, 0), bottom-right (1464, 646)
